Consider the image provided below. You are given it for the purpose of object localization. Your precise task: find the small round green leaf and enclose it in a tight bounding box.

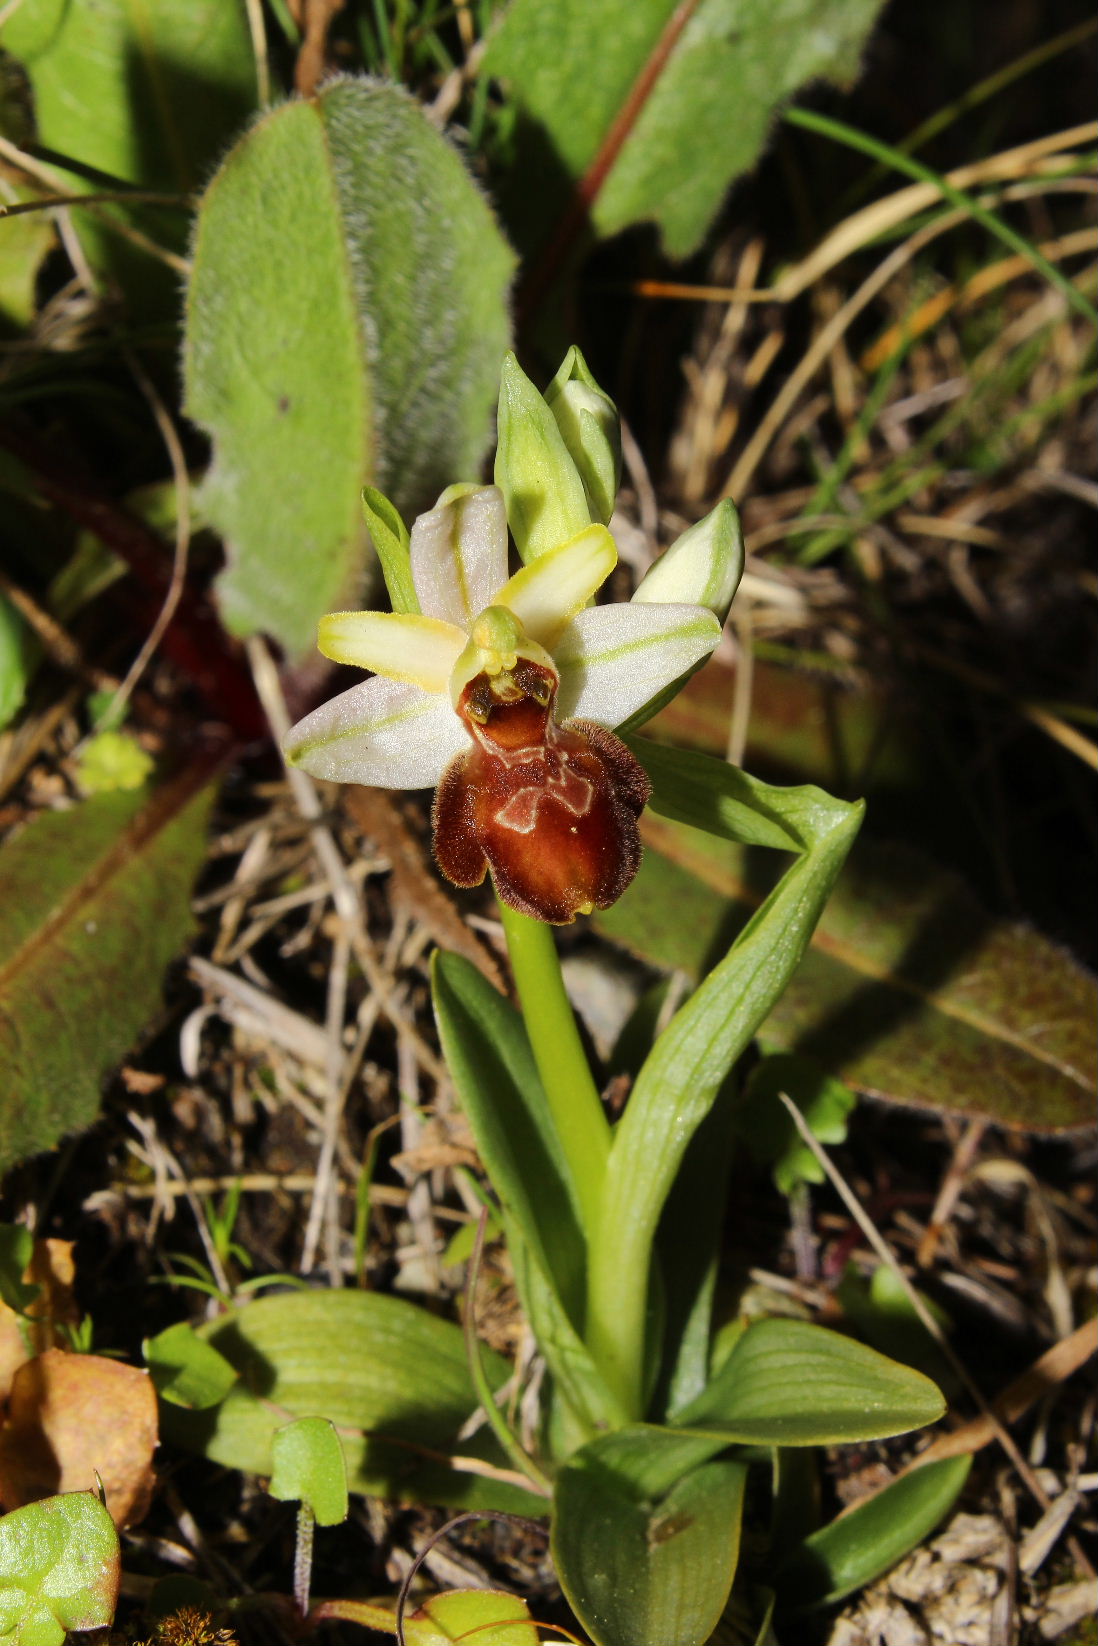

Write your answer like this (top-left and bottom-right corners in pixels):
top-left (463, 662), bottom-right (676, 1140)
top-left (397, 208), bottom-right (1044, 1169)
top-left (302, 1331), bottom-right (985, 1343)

top-left (144, 1322), bottom-right (239, 1410)
top-left (268, 1416), bottom-right (348, 1526)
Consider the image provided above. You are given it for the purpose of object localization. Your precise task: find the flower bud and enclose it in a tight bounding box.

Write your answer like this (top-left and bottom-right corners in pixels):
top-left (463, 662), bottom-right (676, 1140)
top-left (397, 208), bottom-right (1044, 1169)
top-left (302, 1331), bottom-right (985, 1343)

top-left (545, 346), bottom-right (622, 526)
top-left (494, 351), bottom-right (591, 563)
top-left (632, 499), bottom-right (744, 625)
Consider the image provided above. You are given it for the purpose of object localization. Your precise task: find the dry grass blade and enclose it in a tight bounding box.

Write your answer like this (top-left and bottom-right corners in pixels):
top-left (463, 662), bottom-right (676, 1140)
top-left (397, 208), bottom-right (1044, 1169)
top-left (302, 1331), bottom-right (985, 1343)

top-left (774, 124), bottom-right (1097, 302)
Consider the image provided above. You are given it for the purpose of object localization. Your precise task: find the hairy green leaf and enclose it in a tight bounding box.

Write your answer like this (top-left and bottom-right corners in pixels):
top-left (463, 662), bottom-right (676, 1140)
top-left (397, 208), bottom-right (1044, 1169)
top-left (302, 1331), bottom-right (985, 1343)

top-left (163, 1290), bottom-right (542, 1516)
top-left (484, 0), bottom-right (885, 259)
top-left (675, 1318), bottom-right (945, 1443)
top-left (775, 1455), bottom-right (972, 1608)
top-left (552, 1426), bottom-right (747, 1646)
top-left (597, 814), bottom-right (1097, 1133)
top-left (0, 766), bottom-right (216, 1174)
top-left (185, 78), bottom-right (514, 657)
top-left (0, 1492), bottom-right (120, 1646)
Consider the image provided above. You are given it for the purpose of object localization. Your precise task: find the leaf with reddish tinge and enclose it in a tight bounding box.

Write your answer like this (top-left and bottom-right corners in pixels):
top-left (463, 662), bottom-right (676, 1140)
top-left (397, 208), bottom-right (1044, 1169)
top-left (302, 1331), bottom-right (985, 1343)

top-left (596, 815), bottom-right (1096, 1133)
top-left (484, 0), bottom-right (887, 261)
top-left (0, 1350), bottom-right (157, 1528)
top-left (0, 1492), bottom-right (120, 1646)
top-left (0, 765), bottom-right (217, 1173)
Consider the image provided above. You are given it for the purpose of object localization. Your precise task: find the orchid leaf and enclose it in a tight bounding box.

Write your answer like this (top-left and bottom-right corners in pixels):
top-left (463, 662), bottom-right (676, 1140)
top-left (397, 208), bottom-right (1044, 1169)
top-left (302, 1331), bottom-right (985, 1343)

top-left (431, 952), bottom-right (586, 1328)
top-left (0, 593), bottom-right (31, 732)
top-left (483, 0), bottom-right (886, 260)
top-left (774, 1455), bottom-right (972, 1609)
top-left (185, 78), bottom-right (514, 656)
top-left (587, 776), bottom-right (863, 1415)
top-left (552, 1426), bottom-right (747, 1646)
top-left (674, 1318), bottom-right (945, 1443)
top-left (0, 766), bottom-right (216, 1174)
top-left (162, 1290), bottom-right (542, 1515)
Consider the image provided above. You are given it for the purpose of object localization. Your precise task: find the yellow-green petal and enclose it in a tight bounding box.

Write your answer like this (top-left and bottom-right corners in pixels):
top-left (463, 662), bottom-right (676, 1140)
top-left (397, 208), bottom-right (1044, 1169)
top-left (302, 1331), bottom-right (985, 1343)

top-left (318, 610), bottom-right (465, 691)
top-left (495, 524), bottom-right (616, 649)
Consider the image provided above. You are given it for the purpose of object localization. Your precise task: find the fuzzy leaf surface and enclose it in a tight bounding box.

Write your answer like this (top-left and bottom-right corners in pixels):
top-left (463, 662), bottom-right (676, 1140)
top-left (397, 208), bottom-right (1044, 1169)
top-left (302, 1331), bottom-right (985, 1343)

top-left (163, 1290), bottom-right (542, 1515)
top-left (596, 811), bottom-right (1097, 1133)
top-left (0, 769), bottom-right (216, 1174)
top-left (185, 78), bottom-right (514, 656)
top-left (551, 1426), bottom-right (747, 1646)
top-left (484, 0), bottom-right (885, 258)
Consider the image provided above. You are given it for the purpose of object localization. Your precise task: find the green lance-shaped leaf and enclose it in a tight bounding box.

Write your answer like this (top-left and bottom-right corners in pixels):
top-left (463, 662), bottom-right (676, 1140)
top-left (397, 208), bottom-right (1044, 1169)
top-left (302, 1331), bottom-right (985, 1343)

top-left (185, 78), bottom-right (515, 657)
top-left (0, 1492), bottom-right (120, 1646)
top-left (673, 1317), bottom-right (945, 1444)
top-left (431, 952), bottom-right (586, 1328)
top-left (0, 766), bottom-right (216, 1175)
top-left (269, 1417), bottom-right (349, 1526)
top-left (551, 1426), bottom-right (747, 1646)
top-left (483, 0), bottom-right (887, 260)
top-left (161, 1290), bottom-right (543, 1516)
top-left (586, 770), bottom-right (864, 1416)
top-left (774, 1455), bottom-right (972, 1609)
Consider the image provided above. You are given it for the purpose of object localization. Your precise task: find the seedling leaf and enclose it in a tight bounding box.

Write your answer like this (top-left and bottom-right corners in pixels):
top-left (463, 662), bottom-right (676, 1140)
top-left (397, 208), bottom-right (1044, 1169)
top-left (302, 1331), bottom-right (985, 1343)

top-left (269, 1417), bottom-right (348, 1526)
top-left (0, 1492), bottom-right (120, 1646)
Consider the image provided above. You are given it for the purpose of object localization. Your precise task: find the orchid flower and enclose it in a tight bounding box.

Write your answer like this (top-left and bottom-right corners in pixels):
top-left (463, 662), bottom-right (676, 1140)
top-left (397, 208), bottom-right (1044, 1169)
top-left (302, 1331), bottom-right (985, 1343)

top-left (284, 356), bottom-right (742, 924)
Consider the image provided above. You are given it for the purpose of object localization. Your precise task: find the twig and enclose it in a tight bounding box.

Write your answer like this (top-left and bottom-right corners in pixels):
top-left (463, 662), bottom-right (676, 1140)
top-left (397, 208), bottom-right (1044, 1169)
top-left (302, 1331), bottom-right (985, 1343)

top-left (101, 347), bottom-right (193, 725)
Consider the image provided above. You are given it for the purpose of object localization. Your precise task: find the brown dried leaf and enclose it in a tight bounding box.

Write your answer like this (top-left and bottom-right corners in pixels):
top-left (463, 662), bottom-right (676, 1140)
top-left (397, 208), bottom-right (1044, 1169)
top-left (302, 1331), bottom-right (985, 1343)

top-left (0, 1348), bottom-right (157, 1527)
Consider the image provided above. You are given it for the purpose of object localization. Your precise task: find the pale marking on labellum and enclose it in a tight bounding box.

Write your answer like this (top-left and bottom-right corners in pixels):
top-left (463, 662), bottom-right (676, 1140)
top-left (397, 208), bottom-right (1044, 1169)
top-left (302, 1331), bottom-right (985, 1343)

top-left (495, 759), bottom-right (594, 835)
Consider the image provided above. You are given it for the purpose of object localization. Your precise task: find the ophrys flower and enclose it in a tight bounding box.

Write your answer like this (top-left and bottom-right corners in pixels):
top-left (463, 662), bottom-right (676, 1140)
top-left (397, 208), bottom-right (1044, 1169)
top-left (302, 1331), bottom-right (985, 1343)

top-left (284, 483), bottom-right (728, 922)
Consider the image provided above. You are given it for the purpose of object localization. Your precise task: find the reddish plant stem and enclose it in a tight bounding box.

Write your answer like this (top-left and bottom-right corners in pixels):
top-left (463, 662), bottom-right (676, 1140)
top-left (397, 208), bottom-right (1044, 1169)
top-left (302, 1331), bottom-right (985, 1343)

top-left (0, 419), bottom-right (266, 740)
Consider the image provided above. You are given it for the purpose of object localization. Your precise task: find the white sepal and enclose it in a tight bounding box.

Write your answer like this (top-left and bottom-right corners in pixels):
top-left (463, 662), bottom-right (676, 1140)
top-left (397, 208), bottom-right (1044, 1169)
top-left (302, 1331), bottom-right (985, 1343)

top-left (283, 676), bottom-right (467, 790)
top-left (554, 602), bottom-right (721, 725)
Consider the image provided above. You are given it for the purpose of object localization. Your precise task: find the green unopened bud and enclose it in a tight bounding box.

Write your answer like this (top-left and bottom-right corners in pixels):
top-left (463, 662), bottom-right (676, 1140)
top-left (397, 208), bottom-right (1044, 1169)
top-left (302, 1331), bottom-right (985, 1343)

top-left (545, 346), bottom-right (622, 525)
top-left (632, 499), bottom-right (744, 624)
top-left (494, 351), bottom-right (591, 563)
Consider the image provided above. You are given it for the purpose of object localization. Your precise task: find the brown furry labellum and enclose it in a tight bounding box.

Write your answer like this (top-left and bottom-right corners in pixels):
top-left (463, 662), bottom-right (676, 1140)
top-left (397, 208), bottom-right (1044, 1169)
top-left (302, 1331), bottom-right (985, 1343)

top-left (432, 659), bottom-right (650, 924)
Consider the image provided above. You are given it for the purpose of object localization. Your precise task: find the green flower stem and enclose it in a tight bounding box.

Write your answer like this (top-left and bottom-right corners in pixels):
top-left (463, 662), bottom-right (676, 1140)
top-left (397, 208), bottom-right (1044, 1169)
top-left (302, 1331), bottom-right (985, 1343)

top-left (496, 897), bottom-right (610, 1237)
